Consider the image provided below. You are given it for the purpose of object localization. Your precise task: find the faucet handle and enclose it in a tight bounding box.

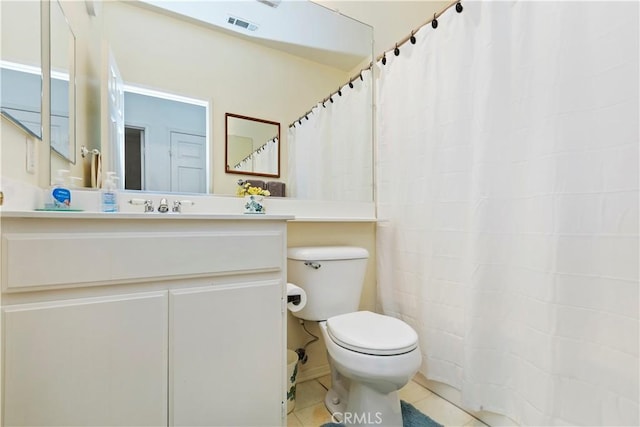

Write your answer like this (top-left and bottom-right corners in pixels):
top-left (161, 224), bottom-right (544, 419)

top-left (172, 200), bottom-right (194, 213)
top-left (129, 198), bottom-right (155, 213)
top-left (158, 198), bottom-right (169, 213)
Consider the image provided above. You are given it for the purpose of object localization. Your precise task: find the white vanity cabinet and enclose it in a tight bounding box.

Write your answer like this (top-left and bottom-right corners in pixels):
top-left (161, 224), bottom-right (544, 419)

top-left (0, 213), bottom-right (291, 427)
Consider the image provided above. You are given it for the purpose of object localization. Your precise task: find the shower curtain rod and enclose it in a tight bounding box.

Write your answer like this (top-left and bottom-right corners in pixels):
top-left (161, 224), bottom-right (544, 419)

top-left (375, 0), bottom-right (461, 63)
top-left (288, 63), bottom-right (373, 129)
top-left (288, 0), bottom-right (462, 129)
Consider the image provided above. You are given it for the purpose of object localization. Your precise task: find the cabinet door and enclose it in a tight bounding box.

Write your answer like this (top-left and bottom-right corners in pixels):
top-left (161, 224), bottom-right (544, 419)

top-left (3, 292), bottom-right (168, 426)
top-left (170, 281), bottom-right (284, 426)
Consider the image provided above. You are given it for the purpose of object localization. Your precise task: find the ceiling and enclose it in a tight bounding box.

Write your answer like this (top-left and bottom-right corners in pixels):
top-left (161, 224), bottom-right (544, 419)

top-left (135, 0), bottom-right (373, 71)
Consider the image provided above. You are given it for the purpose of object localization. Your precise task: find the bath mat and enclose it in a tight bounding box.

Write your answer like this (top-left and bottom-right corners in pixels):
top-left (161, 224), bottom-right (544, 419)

top-left (320, 400), bottom-right (443, 427)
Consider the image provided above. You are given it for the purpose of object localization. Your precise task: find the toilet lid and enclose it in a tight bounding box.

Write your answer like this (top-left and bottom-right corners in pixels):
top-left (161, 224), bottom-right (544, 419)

top-left (326, 311), bottom-right (418, 356)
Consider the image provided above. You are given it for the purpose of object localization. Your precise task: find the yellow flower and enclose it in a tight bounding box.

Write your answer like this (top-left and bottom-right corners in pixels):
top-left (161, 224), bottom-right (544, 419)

top-left (236, 180), bottom-right (270, 197)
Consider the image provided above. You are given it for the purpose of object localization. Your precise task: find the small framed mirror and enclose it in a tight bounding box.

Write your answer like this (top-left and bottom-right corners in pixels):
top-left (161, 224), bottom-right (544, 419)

top-left (225, 113), bottom-right (280, 178)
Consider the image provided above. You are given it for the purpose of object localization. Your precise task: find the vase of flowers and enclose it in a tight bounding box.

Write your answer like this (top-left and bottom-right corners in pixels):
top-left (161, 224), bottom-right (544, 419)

top-left (237, 180), bottom-right (270, 214)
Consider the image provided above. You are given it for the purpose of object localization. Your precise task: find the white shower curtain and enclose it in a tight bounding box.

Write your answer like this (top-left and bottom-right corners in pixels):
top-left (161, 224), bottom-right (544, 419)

top-left (376, 1), bottom-right (638, 425)
top-left (253, 138), bottom-right (278, 175)
top-left (288, 69), bottom-right (373, 201)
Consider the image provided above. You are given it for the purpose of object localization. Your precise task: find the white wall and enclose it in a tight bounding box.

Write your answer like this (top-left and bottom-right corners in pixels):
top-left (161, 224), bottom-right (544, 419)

top-left (1, 117), bottom-right (42, 190)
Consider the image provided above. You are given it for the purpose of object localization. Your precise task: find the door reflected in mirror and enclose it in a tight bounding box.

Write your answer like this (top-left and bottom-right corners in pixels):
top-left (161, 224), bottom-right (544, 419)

top-left (123, 87), bottom-right (209, 193)
top-left (225, 113), bottom-right (280, 178)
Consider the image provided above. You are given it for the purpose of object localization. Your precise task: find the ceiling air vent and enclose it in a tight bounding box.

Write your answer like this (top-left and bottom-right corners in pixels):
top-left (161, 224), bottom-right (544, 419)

top-left (227, 15), bottom-right (258, 31)
top-left (256, 0), bottom-right (281, 8)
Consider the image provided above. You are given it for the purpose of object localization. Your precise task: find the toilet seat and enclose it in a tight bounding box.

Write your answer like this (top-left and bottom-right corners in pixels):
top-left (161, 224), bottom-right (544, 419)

top-left (326, 311), bottom-right (418, 356)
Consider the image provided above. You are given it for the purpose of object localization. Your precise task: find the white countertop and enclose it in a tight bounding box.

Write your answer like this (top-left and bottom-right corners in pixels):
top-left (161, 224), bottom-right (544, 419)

top-left (0, 180), bottom-right (377, 222)
top-left (0, 210), bottom-right (295, 221)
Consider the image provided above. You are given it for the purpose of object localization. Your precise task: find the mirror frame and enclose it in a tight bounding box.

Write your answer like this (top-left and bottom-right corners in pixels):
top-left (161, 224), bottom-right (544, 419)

top-left (225, 113), bottom-right (280, 178)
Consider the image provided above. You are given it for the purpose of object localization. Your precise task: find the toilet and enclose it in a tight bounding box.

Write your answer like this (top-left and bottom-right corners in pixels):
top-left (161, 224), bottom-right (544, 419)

top-left (287, 246), bottom-right (421, 426)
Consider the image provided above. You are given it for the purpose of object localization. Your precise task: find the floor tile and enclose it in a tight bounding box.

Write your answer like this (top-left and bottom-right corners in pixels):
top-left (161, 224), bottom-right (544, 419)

top-left (293, 401), bottom-right (334, 426)
top-left (399, 380), bottom-right (434, 404)
top-left (464, 416), bottom-right (489, 426)
top-left (317, 374), bottom-right (332, 390)
top-left (287, 412), bottom-right (303, 426)
top-left (294, 379), bottom-right (328, 410)
top-left (292, 377), bottom-right (481, 427)
top-left (413, 393), bottom-right (474, 427)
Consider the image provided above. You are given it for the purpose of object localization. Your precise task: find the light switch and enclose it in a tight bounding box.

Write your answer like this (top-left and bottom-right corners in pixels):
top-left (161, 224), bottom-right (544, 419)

top-left (26, 137), bottom-right (36, 174)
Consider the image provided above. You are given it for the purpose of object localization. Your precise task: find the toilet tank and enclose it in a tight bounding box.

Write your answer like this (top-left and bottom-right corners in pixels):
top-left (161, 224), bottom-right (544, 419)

top-left (287, 246), bottom-right (369, 321)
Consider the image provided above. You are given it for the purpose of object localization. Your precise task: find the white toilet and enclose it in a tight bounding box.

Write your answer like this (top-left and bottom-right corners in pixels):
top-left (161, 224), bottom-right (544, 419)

top-left (287, 246), bottom-right (421, 426)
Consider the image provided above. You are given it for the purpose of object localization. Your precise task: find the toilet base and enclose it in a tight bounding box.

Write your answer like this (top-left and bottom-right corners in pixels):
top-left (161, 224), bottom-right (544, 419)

top-left (323, 362), bottom-right (403, 427)
top-left (344, 381), bottom-right (402, 427)
top-left (324, 355), bottom-right (349, 422)
top-left (324, 388), bottom-right (347, 422)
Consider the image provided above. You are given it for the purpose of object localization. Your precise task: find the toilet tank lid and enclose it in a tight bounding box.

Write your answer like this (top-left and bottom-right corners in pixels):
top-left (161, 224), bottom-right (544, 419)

top-left (287, 246), bottom-right (369, 261)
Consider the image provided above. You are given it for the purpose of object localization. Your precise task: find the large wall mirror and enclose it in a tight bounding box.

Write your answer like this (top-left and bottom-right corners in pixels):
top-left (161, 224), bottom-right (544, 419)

top-left (0, 1), bottom-right (42, 139)
top-left (77, 0), bottom-right (373, 200)
top-left (226, 113), bottom-right (280, 178)
top-left (50, 0), bottom-right (76, 163)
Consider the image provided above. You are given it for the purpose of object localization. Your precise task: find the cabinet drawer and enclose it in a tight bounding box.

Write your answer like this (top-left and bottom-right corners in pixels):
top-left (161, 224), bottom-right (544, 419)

top-left (2, 231), bottom-right (283, 291)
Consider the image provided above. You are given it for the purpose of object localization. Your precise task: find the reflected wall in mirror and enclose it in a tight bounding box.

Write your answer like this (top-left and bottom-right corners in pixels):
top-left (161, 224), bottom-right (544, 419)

top-left (50, 0), bottom-right (76, 163)
top-left (0, 1), bottom-right (42, 139)
top-left (226, 113), bottom-right (280, 178)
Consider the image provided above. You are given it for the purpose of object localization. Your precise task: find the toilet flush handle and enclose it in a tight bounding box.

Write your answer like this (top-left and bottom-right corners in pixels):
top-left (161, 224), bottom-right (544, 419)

top-left (304, 261), bottom-right (322, 270)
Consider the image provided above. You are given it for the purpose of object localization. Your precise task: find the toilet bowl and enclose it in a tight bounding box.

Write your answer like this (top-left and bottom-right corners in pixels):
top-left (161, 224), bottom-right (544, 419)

top-left (287, 246), bottom-right (421, 426)
top-left (319, 312), bottom-right (421, 426)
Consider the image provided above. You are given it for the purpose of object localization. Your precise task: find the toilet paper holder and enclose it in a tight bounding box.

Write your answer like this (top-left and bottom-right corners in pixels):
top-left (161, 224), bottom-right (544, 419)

top-left (288, 294), bottom-right (302, 305)
top-left (286, 282), bottom-right (306, 313)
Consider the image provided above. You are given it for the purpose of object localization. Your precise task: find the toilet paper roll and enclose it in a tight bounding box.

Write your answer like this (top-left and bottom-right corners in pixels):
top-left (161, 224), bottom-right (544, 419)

top-left (286, 283), bottom-right (307, 313)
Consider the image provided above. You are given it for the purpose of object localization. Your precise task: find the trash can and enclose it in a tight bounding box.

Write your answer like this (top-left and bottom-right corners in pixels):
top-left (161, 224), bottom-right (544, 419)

top-left (286, 350), bottom-right (299, 414)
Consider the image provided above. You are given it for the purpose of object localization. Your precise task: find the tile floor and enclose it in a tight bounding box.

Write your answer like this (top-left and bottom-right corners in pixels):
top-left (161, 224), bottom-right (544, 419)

top-left (287, 375), bottom-right (488, 427)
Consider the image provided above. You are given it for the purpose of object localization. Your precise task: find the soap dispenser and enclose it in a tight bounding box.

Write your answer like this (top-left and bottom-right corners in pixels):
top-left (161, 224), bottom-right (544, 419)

top-left (101, 172), bottom-right (119, 212)
top-left (50, 169), bottom-right (71, 209)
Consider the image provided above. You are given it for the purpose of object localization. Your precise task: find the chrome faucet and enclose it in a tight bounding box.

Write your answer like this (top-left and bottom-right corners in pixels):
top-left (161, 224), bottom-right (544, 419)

top-left (144, 200), bottom-right (154, 213)
top-left (158, 198), bottom-right (169, 213)
top-left (172, 200), bottom-right (195, 213)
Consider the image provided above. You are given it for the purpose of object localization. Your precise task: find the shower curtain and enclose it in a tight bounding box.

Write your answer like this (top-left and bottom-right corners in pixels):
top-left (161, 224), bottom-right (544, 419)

top-left (232, 139), bottom-right (277, 174)
top-left (288, 69), bottom-right (373, 201)
top-left (376, 1), bottom-right (638, 425)
top-left (253, 138), bottom-right (279, 175)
